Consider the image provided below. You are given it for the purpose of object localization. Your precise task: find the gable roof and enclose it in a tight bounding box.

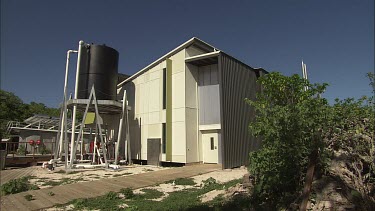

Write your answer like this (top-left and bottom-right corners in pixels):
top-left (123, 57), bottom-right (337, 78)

top-left (117, 37), bottom-right (219, 87)
top-left (117, 37), bottom-right (268, 87)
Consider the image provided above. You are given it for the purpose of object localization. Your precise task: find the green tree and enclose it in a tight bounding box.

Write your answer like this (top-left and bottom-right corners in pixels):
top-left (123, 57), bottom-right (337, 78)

top-left (0, 90), bottom-right (28, 139)
top-left (245, 72), bottom-right (330, 209)
top-left (0, 90), bottom-right (60, 139)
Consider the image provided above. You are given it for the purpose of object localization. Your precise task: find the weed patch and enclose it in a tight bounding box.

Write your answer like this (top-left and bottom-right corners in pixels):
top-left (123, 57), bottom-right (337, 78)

top-left (136, 189), bottom-right (164, 200)
top-left (120, 188), bottom-right (134, 199)
top-left (24, 194), bottom-right (34, 201)
top-left (1, 176), bottom-right (39, 195)
top-left (166, 177), bottom-right (196, 186)
top-left (63, 178), bottom-right (242, 211)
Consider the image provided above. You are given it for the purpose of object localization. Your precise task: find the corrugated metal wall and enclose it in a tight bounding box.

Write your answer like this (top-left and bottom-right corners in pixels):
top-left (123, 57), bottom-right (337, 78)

top-left (198, 64), bottom-right (221, 125)
top-left (219, 54), bottom-right (262, 169)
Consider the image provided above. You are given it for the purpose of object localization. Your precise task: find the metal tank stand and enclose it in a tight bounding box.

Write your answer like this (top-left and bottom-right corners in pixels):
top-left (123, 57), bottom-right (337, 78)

top-left (68, 85), bottom-right (109, 169)
top-left (114, 90), bottom-right (132, 165)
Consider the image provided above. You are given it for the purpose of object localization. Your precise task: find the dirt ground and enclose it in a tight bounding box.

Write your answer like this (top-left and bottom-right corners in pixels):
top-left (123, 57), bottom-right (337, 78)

top-left (134, 166), bottom-right (248, 202)
top-left (26, 164), bottom-right (170, 189)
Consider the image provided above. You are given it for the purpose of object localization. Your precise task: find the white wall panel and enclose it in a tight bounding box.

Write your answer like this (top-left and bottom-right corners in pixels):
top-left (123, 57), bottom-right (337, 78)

top-left (172, 122), bottom-right (186, 156)
top-left (172, 108), bottom-right (185, 122)
top-left (149, 111), bottom-right (160, 124)
top-left (172, 72), bottom-right (185, 108)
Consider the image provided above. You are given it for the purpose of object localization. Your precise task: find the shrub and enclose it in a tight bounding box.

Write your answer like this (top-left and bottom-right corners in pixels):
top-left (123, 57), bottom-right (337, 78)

top-left (246, 73), bottom-right (330, 209)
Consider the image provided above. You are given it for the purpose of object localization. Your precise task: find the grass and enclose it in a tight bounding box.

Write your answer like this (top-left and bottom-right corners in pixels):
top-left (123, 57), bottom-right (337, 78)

top-left (120, 188), bottom-right (134, 199)
top-left (63, 178), bottom-right (243, 211)
top-left (135, 189), bottom-right (164, 200)
top-left (166, 177), bottom-right (196, 186)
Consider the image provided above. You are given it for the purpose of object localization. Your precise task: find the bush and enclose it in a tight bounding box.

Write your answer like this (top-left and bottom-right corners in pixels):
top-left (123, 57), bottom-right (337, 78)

top-left (246, 73), bottom-right (330, 209)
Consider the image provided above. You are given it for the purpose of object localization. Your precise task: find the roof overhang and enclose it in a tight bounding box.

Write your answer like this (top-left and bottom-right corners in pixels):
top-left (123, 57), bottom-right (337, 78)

top-left (185, 51), bottom-right (220, 66)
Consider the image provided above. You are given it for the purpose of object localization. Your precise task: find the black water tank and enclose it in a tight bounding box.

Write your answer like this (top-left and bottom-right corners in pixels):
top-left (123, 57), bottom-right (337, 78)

top-left (77, 44), bottom-right (119, 100)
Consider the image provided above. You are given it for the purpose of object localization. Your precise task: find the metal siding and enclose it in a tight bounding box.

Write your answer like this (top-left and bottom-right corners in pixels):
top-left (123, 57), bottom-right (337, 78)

top-left (219, 54), bottom-right (261, 169)
top-left (198, 65), bottom-right (221, 125)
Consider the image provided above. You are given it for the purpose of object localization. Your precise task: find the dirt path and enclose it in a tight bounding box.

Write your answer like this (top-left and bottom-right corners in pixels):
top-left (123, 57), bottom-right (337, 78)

top-left (0, 164), bottom-right (221, 211)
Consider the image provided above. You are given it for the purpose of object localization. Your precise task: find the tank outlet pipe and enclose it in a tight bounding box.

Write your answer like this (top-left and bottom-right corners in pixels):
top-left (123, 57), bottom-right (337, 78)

top-left (59, 50), bottom-right (78, 157)
top-left (70, 40), bottom-right (85, 166)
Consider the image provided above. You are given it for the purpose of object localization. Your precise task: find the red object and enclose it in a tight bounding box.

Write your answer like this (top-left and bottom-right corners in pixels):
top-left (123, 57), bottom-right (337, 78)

top-left (36, 140), bottom-right (41, 145)
top-left (28, 140), bottom-right (35, 145)
top-left (89, 141), bottom-right (94, 153)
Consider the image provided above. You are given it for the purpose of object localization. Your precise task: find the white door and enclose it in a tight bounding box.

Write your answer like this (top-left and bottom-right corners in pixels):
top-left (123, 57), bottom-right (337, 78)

top-left (202, 133), bottom-right (219, 163)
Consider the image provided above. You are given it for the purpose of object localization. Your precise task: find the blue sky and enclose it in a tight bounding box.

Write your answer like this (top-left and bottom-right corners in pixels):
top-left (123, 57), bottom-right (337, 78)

top-left (1, 0), bottom-right (374, 108)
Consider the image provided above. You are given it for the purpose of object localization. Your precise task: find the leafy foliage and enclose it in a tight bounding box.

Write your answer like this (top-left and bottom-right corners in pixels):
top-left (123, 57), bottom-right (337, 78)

top-left (0, 176), bottom-right (39, 195)
top-left (16, 145), bottom-right (27, 155)
top-left (245, 72), bottom-right (331, 209)
top-left (0, 89), bottom-right (60, 139)
top-left (246, 72), bottom-right (375, 209)
top-left (38, 144), bottom-right (51, 155)
top-left (326, 95), bottom-right (375, 207)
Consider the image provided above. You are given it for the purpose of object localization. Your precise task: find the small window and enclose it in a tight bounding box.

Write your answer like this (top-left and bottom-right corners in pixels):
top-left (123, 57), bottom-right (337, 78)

top-left (210, 137), bottom-right (214, 150)
top-left (162, 68), bottom-right (166, 109)
top-left (162, 123), bottom-right (166, 154)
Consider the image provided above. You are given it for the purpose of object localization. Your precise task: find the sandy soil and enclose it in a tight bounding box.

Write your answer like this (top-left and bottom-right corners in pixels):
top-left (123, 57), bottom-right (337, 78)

top-left (134, 166), bottom-right (248, 202)
top-left (27, 164), bottom-right (169, 189)
top-left (44, 166), bottom-right (248, 210)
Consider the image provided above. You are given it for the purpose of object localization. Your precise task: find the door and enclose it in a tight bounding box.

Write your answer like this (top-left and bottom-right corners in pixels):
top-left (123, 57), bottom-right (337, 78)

top-left (202, 133), bottom-right (218, 163)
top-left (147, 139), bottom-right (161, 166)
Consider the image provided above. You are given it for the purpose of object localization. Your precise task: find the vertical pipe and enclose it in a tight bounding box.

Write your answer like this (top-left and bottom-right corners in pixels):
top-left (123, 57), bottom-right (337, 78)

top-left (60, 50), bottom-right (75, 156)
top-left (70, 40), bottom-right (85, 165)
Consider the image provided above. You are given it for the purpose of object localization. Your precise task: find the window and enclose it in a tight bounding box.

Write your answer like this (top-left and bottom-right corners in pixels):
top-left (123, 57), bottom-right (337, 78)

top-left (210, 137), bottom-right (214, 150)
top-left (163, 68), bottom-right (166, 109)
top-left (162, 123), bottom-right (166, 153)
